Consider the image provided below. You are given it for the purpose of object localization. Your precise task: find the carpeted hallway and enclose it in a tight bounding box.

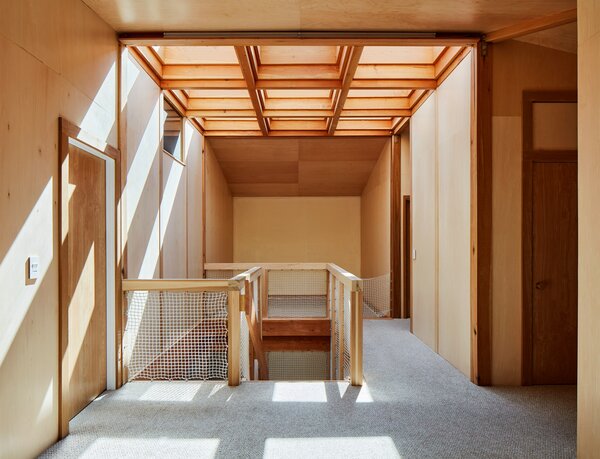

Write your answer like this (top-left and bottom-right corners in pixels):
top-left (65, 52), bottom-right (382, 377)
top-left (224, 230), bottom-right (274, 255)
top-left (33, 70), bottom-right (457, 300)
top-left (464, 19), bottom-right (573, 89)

top-left (41, 320), bottom-right (576, 458)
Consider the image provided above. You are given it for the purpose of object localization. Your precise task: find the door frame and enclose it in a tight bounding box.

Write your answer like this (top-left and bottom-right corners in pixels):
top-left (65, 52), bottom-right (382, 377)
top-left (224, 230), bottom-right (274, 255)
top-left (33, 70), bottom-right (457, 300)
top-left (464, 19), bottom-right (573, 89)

top-left (521, 91), bottom-right (577, 385)
top-left (58, 118), bottom-right (122, 437)
top-left (402, 195), bottom-right (411, 319)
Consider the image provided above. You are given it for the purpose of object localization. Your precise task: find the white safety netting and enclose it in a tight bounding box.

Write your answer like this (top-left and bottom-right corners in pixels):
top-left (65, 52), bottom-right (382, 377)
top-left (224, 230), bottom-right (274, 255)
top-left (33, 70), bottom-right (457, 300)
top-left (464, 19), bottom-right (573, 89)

top-left (124, 290), bottom-right (228, 381)
top-left (267, 351), bottom-right (330, 380)
top-left (267, 270), bottom-right (328, 318)
top-left (362, 273), bottom-right (391, 318)
top-left (240, 310), bottom-right (250, 381)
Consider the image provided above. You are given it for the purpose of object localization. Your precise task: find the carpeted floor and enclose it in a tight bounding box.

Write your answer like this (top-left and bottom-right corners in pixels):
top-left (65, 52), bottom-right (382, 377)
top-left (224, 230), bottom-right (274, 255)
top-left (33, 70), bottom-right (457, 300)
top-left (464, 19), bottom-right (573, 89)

top-left (41, 320), bottom-right (576, 458)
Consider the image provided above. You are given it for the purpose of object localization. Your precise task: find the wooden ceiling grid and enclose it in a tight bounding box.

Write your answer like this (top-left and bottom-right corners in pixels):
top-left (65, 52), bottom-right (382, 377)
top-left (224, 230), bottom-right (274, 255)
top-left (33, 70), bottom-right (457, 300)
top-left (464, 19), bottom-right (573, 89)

top-left (131, 43), bottom-right (469, 137)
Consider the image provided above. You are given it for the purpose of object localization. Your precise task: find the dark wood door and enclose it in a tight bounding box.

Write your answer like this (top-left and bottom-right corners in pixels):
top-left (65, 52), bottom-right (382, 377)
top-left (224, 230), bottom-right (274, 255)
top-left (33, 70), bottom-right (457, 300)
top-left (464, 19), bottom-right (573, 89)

top-left (531, 162), bottom-right (577, 384)
top-left (67, 144), bottom-right (107, 417)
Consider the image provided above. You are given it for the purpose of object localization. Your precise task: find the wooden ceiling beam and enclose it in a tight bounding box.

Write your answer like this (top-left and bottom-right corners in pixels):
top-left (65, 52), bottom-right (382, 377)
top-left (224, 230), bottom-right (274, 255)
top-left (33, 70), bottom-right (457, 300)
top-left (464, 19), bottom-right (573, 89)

top-left (264, 98), bottom-right (334, 110)
top-left (341, 109), bottom-right (412, 117)
top-left (263, 109), bottom-right (334, 117)
top-left (187, 109), bottom-right (257, 117)
top-left (162, 64), bottom-right (244, 79)
top-left (355, 64), bottom-right (435, 79)
top-left (188, 98), bottom-right (254, 110)
top-left (234, 46), bottom-right (269, 135)
top-left (270, 120), bottom-right (328, 131)
top-left (333, 130), bottom-right (391, 136)
top-left (433, 46), bottom-right (464, 77)
top-left (120, 33), bottom-right (480, 47)
top-left (337, 119), bottom-right (392, 130)
top-left (204, 120), bottom-right (261, 130)
top-left (258, 64), bottom-right (341, 80)
top-left (328, 46), bottom-right (363, 135)
top-left (350, 79), bottom-right (436, 90)
top-left (204, 130), bottom-right (263, 136)
top-left (256, 79), bottom-right (342, 89)
top-left (485, 8), bottom-right (577, 43)
top-left (161, 79), bottom-right (248, 89)
top-left (344, 98), bottom-right (410, 109)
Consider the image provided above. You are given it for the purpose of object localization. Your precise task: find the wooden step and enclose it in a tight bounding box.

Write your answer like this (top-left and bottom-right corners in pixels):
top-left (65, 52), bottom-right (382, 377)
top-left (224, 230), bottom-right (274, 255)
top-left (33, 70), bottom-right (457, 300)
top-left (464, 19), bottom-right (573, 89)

top-left (262, 318), bottom-right (331, 337)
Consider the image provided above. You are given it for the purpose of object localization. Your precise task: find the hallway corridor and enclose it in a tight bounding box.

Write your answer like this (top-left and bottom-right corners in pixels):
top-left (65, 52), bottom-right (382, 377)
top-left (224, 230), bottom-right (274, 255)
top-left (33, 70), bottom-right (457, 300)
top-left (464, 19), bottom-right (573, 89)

top-left (42, 320), bottom-right (575, 458)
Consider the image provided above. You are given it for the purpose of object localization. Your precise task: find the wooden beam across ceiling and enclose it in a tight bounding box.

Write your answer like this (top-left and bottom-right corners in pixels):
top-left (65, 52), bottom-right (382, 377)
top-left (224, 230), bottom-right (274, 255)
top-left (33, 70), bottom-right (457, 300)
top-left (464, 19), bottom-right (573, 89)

top-left (328, 46), bottom-right (363, 135)
top-left (129, 40), bottom-right (475, 137)
top-left (234, 46), bottom-right (269, 135)
top-left (484, 8), bottom-right (577, 43)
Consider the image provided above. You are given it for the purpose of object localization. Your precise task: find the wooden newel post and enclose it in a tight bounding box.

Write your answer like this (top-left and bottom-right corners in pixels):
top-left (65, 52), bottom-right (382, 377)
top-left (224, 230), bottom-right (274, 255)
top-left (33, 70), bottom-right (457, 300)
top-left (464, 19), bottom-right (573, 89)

top-left (350, 288), bottom-right (363, 386)
top-left (228, 290), bottom-right (241, 386)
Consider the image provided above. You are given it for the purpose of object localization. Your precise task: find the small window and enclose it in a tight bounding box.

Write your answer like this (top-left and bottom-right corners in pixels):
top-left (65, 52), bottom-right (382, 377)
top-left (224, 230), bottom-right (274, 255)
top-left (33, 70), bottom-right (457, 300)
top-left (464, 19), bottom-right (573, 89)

top-left (161, 99), bottom-right (182, 160)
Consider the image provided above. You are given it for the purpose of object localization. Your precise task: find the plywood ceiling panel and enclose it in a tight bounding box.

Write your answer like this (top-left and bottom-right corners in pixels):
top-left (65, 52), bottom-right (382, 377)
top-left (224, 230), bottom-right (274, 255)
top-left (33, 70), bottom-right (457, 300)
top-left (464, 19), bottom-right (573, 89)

top-left (208, 137), bottom-right (386, 196)
top-left (82, 0), bottom-right (574, 34)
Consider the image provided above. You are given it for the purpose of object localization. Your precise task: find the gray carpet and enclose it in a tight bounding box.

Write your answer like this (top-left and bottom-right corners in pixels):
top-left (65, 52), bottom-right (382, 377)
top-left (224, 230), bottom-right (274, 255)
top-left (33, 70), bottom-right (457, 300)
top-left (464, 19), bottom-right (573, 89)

top-left (41, 320), bottom-right (576, 458)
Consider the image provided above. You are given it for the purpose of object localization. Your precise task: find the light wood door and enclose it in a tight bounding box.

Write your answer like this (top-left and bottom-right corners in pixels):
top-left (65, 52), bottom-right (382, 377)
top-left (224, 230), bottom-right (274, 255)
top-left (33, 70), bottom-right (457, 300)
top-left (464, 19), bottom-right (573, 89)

top-left (531, 162), bottom-right (577, 384)
top-left (66, 144), bottom-right (107, 418)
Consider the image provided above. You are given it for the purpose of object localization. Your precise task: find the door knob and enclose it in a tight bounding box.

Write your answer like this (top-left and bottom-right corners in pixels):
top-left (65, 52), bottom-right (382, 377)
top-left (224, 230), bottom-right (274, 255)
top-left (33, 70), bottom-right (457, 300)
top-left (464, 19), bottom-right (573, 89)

top-left (535, 281), bottom-right (546, 290)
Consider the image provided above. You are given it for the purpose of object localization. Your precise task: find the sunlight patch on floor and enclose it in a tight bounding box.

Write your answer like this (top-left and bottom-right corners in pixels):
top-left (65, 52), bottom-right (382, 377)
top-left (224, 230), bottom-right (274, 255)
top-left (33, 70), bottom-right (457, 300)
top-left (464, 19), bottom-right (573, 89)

top-left (272, 381), bottom-right (327, 403)
top-left (263, 436), bottom-right (401, 459)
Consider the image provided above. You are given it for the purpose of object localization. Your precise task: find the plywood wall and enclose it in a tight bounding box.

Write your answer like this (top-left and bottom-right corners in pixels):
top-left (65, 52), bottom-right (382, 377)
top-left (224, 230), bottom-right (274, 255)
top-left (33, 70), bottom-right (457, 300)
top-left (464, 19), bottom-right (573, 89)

top-left (411, 93), bottom-right (439, 352)
top-left (205, 142), bottom-right (234, 263)
top-left (577, 1), bottom-right (600, 455)
top-left (436, 52), bottom-right (472, 377)
top-left (233, 197), bottom-right (361, 275)
top-left (0, 1), bottom-right (117, 457)
top-left (161, 154), bottom-right (187, 277)
top-left (185, 121), bottom-right (204, 277)
top-left (123, 51), bottom-right (161, 279)
top-left (410, 52), bottom-right (472, 376)
top-left (123, 51), bottom-right (205, 280)
top-left (490, 40), bottom-right (577, 385)
top-left (361, 139), bottom-right (391, 278)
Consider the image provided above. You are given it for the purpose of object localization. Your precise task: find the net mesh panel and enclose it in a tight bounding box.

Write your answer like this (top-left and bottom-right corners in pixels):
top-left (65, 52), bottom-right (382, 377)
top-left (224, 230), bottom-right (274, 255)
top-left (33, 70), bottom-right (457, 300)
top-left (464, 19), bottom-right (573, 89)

top-left (124, 290), bottom-right (228, 381)
top-left (343, 286), bottom-right (351, 381)
top-left (267, 270), bottom-right (327, 318)
top-left (240, 311), bottom-right (250, 381)
top-left (330, 279), bottom-right (340, 380)
top-left (267, 351), bottom-right (330, 380)
top-left (363, 273), bottom-right (391, 318)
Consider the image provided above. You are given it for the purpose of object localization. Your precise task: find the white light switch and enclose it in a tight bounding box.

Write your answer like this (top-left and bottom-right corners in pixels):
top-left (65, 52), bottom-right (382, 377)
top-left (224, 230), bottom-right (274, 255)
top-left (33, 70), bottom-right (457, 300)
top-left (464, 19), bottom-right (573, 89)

top-left (412, 249), bottom-right (417, 260)
top-left (28, 256), bottom-right (40, 280)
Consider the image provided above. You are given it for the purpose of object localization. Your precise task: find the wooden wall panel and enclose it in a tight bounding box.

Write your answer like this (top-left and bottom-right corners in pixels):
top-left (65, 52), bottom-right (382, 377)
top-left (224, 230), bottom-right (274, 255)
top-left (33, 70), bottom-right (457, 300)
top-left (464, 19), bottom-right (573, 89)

top-left (577, 0), bottom-right (600, 455)
top-left (160, 153), bottom-right (187, 277)
top-left (124, 52), bottom-right (161, 279)
top-left (436, 52), bottom-right (472, 377)
top-left (410, 93), bottom-right (438, 351)
top-left (185, 121), bottom-right (204, 277)
top-left (205, 142), bottom-right (234, 262)
top-left (361, 139), bottom-right (392, 278)
top-left (233, 197), bottom-right (361, 275)
top-left (490, 40), bottom-right (577, 385)
top-left (0, 1), bottom-right (117, 457)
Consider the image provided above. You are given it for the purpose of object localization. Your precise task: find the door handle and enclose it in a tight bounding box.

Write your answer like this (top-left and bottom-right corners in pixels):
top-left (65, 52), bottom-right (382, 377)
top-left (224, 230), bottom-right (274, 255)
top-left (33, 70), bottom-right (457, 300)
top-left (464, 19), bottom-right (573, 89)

top-left (535, 281), bottom-right (546, 290)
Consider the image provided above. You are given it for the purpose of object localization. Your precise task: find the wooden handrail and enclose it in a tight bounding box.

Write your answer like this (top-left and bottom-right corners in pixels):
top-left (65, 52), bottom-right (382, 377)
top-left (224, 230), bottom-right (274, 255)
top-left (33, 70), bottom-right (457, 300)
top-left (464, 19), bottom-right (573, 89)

top-left (326, 263), bottom-right (362, 292)
top-left (122, 278), bottom-right (240, 291)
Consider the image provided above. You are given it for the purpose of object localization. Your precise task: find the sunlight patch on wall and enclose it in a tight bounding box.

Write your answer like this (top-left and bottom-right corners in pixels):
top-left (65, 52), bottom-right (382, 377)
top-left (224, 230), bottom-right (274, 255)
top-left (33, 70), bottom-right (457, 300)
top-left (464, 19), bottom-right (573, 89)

top-left (0, 179), bottom-right (53, 365)
top-left (80, 62), bottom-right (117, 147)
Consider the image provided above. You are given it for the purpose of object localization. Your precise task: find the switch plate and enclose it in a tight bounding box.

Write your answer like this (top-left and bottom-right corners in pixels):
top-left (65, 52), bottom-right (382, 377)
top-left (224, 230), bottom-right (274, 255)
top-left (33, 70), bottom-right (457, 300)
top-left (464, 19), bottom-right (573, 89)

top-left (28, 256), bottom-right (40, 280)
top-left (412, 249), bottom-right (417, 260)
